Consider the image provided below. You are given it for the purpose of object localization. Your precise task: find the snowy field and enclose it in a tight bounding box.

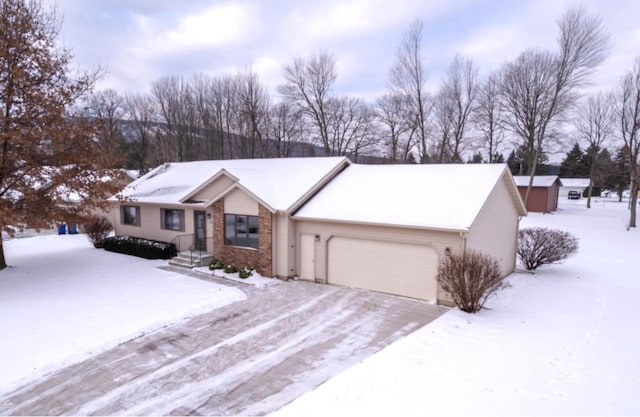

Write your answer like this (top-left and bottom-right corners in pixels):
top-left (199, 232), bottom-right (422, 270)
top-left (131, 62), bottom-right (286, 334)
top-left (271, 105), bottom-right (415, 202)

top-left (274, 197), bottom-right (640, 416)
top-left (0, 234), bottom-right (246, 394)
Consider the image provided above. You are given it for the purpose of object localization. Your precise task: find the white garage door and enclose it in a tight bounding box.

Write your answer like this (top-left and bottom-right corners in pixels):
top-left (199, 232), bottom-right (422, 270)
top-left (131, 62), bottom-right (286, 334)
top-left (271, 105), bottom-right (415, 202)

top-left (327, 237), bottom-right (438, 300)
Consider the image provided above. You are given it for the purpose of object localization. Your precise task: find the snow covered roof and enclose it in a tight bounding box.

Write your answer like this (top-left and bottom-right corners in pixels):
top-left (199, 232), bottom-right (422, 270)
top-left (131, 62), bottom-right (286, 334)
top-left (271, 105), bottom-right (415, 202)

top-left (294, 163), bottom-right (522, 231)
top-left (512, 175), bottom-right (559, 187)
top-left (115, 157), bottom-right (350, 211)
top-left (559, 178), bottom-right (591, 187)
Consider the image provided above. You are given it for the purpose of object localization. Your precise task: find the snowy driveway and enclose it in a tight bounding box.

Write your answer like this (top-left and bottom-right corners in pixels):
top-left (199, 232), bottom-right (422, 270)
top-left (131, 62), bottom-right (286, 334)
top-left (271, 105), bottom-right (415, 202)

top-left (0, 273), bottom-right (446, 416)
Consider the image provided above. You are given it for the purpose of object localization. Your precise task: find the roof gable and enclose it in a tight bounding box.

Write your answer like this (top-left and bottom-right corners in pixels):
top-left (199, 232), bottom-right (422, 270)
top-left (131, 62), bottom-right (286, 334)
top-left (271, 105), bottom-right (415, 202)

top-left (294, 163), bottom-right (522, 231)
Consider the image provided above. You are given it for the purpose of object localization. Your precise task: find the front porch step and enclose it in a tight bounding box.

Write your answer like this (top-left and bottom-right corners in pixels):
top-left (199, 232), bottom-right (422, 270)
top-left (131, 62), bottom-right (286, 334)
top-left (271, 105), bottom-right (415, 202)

top-left (168, 251), bottom-right (213, 269)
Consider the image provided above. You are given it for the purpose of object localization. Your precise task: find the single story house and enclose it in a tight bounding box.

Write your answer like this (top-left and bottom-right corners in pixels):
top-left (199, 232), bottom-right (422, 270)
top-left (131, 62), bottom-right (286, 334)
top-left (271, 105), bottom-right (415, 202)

top-left (559, 178), bottom-right (591, 198)
top-left (513, 175), bottom-right (560, 213)
top-left (111, 158), bottom-right (526, 305)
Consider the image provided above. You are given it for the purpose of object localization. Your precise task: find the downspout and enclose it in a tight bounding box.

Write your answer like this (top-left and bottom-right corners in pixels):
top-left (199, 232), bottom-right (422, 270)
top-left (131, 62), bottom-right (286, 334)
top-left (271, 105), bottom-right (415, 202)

top-left (460, 231), bottom-right (467, 256)
top-left (514, 215), bottom-right (523, 272)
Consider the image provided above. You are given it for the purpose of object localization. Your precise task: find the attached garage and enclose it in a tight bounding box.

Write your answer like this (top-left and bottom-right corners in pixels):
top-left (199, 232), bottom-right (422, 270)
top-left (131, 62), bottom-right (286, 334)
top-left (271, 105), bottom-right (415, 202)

top-left (327, 237), bottom-right (438, 300)
top-left (293, 164), bottom-right (527, 305)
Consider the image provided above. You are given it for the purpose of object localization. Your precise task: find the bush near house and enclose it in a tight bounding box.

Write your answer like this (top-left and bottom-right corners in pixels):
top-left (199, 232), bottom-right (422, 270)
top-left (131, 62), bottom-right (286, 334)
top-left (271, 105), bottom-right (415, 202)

top-left (83, 217), bottom-right (113, 248)
top-left (103, 236), bottom-right (177, 259)
top-left (436, 250), bottom-right (505, 313)
top-left (517, 227), bottom-right (578, 271)
top-left (209, 258), bottom-right (225, 270)
top-left (224, 263), bottom-right (238, 274)
top-left (239, 266), bottom-right (253, 279)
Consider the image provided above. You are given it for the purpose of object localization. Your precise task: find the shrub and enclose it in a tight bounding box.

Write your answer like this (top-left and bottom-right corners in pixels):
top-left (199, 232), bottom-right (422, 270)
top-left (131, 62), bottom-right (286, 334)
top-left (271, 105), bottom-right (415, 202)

top-left (83, 216), bottom-right (113, 248)
top-left (103, 236), bottom-right (177, 259)
top-left (209, 258), bottom-right (225, 270)
top-left (436, 250), bottom-right (505, 313)
top-left (517, 227), bottom-right (578, 271)
top-left (224, 263), bottom-right (238, 274)
top-left (238, 266), bottom-right (252, 279)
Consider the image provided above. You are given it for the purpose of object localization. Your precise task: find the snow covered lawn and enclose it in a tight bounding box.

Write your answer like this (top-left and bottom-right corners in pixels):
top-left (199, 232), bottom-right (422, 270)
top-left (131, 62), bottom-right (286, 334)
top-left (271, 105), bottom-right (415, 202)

top-left (0, 234), bottom-right (246, 394)
top-left (274, 198), bottom-right (640, 416)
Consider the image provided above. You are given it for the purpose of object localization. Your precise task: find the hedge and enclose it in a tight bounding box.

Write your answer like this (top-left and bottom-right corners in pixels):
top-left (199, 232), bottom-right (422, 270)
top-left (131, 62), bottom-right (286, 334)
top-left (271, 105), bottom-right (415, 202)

top-left (103, 236), bottom-right (177, 260)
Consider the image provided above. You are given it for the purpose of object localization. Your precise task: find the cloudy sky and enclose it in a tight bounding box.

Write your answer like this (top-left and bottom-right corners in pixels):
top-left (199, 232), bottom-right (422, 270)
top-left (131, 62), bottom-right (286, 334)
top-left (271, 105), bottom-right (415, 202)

top-left (53, 0), bottom-right (639, 101)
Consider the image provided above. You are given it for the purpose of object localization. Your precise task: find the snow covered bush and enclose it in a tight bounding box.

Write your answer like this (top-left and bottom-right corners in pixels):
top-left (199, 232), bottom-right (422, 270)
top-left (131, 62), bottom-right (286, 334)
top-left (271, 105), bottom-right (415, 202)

top-left (83, 216), bottom-right (112, 248)
top-left (517, 227), bottom-right (578, 271)
top-left (436, 250), bottom-right (505, 313)
top-left (209, 258), bottom-right (224, 270)
top-left (103, 236), bottom-right (177, 259)
top-left (239, 266), bottom-right (252, 279)
top-left (224, 263), bottom-right (238, 274)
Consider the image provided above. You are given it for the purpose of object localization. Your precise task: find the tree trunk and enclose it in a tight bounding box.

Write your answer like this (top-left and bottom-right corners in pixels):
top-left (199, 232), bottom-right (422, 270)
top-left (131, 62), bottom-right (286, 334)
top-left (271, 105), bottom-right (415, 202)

top-left (630, 179), bottom-right (638, 228)
top-left (524, 147), bottom-right (541, 207)
top-left (587, 161), bottom-right (595, 209)
top-left (0, 237), bottom-right (6, 270)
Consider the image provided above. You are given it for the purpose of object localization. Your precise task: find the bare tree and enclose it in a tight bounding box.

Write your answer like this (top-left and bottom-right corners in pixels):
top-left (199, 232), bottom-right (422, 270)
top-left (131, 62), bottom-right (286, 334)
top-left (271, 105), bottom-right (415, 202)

top-left (473, 72), bottom-right (506, 162)
top-left (375, 93), bottom-right (417, 161)
top-left (324, 96), bottom-right (378, 160)
top-left (85, 89), bottom-right (126, 160)
top-left (278, 51), bottom-right (337, 155)
top-left (151, 75), bottom-right (199, 162)
top-left (389, 19), bottom-right (431, 162)
top-left (0, 0), bottom-right (123, 269)
top-left (266, 101), bottom-right (307, 157)
top-left (438, 55), bottom-right (478, 162)
top-left (124, 92), bottom-right (157, 174)
top-left (236, 68), bottom-right (271, 158)
top-left (500, 5), bottom-right (610, 206)
top-left (574, 92), bottom-right (614, 208)
top-left (617, 57), bottom-right (640, 227)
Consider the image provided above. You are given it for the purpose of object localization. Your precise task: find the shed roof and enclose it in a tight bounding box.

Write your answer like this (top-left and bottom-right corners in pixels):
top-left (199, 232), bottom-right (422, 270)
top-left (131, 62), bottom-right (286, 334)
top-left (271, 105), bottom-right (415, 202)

top-left (559, 178), bottom-right (591, 187)
top-left (294, 163), bottom-right (525, 231)
top-left (512, 175), bottom-right (559, 187)
top-left (115, 157), bottom-right (349, 211)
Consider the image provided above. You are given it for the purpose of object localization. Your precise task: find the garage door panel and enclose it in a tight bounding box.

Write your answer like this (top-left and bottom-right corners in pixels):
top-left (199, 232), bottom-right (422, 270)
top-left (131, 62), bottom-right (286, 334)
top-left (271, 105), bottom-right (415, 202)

top-left (328, 237), bottom-right (438, 300)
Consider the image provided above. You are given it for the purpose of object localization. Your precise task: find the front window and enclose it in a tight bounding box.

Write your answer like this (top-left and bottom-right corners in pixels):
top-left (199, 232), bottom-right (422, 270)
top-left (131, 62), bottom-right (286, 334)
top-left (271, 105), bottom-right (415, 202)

top-left (225, 214), bottom-right (259, 248)
top-left (162, 209), bottom-right (184, 231)
top-left (122, 205), bottom-right (140, 226)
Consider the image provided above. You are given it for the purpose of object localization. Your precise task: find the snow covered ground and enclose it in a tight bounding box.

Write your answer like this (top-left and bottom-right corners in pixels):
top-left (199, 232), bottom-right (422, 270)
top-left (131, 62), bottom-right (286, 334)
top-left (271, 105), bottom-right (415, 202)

top-left (0, 234), bottom-right (246, 394)
top-left (274, 197), bottom-right (640, 416)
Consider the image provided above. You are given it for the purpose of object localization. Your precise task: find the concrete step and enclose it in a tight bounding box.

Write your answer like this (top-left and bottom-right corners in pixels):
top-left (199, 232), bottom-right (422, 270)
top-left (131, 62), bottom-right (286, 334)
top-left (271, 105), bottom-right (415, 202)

top-left (169, 252), bottom-right (213, 269)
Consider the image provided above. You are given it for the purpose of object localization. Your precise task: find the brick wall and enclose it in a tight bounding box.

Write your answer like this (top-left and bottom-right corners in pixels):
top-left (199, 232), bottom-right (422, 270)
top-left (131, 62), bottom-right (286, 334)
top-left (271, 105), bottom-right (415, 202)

top-left (212, 200), bottom-right (273, 277)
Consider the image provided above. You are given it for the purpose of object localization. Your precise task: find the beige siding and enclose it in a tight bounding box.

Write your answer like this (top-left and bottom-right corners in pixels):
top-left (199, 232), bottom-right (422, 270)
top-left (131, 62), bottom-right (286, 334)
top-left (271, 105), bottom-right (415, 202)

top-left (295, 220), bottom-right (464, 302)
top-left (466, 175), bottom-right (520, 276)
top-left (192, 175), bottom-right (235, 202)
top-left (224, 188), bottom-right (259, 215)
top-left (113, 203), bottom-right (200, 247)
top-left (272, 213), bottom-right (298, 279)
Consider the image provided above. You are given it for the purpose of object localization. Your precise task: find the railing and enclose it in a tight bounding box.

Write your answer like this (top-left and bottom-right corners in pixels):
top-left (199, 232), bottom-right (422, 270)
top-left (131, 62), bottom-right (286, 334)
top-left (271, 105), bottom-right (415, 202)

top-left (188, 236), bottom-right (215, 266)
top-left (170, 234), bottom-right (195, 253)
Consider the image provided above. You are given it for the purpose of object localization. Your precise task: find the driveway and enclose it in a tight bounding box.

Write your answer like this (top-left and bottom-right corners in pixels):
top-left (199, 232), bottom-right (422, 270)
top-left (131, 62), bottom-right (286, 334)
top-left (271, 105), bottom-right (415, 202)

top-left (0, 269), bottom-right (447, 416)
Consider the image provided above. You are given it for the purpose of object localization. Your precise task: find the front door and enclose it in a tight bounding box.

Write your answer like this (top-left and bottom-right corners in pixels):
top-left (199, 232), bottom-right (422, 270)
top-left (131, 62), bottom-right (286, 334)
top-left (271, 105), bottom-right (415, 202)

top-left (194, 211), bottom-right (207, 252)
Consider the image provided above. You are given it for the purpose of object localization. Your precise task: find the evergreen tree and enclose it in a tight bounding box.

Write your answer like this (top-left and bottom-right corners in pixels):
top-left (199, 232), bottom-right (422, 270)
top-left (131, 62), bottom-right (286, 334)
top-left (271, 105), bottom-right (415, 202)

top-left (507, 144), bottom-right (549, 175)
top-left (603, 146), bottom-right (630, 201)
top-left (467, 152), bottom-right (484, 164)
top-left (559, 143), bottom-right (589, 177)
